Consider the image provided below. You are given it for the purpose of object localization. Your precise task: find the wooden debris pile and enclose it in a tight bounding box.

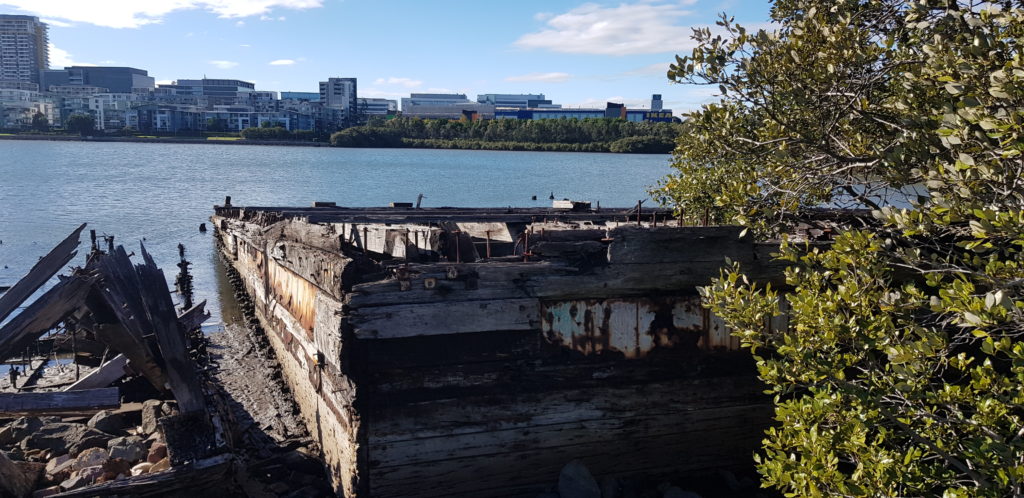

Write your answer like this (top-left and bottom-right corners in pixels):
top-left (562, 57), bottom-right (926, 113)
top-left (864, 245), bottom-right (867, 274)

top-left (0, 225), bottom-right (233, 497)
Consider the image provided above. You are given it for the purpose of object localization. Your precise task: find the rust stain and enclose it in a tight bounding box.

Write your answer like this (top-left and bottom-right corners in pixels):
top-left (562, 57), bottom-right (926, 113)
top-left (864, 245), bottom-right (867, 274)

top-left (268, 258), bottom-right (318, 335)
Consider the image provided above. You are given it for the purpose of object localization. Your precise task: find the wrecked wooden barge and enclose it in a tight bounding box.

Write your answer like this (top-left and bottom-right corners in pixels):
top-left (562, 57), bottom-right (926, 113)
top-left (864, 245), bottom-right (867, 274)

top-left (212, 202), bottom-right (788, 497)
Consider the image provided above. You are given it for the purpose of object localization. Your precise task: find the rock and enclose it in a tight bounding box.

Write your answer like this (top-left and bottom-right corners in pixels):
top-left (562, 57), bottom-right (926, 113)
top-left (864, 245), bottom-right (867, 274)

top-left (663, 487), bottom-right (701, 498)
top-left (107, 436), bottom-right (146, 462)
top-left (77, 464), bottom-right (105, 483)
top-left (601, 475), bottom-right (619, 498)
top-left (0, 451), bottom-right (35, 497)
top-left (32, 485), bottom-right (62, 497)
top-left (60, 474), bottom-right (88, 491)
top-left (141, 400), bottom-right (163, 434)
top-left (0, 417), bottom-right (45, 446)
top-left (130, 462), bottom-right (153, 476)
top-left (558, 460), bottom-right (601, 498)
top-left (87, 410), bottom-right (127, 435)
top-left (45, 456), bottom-right (75, 482)
top-left (146, 442), bottom-right (167, 463)
top-left (73, 447), bottom-right (108, 471)
top-left (45, 454), bottom-right (70, 475)
top-left (22, 423), bottom-right (113, 455)
top-left (101, 458), bottom-right (131, 481)
top-left (150, 456), bottom-right (170, 473)
top-left (16, 461), bottom-right (46, 488)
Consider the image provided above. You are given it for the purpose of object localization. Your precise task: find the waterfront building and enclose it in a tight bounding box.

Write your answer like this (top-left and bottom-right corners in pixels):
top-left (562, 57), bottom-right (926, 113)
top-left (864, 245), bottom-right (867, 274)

top-left (0, 15), bottom-right (48, 88)
top-left (42, 66), bottom-right (155, 94)
top-left (281, 91), bottom-right (320, 101)
top-left (495, 101), bottom-right (675, 123)
top-left (158, 78), bottom-right (256, 106)
top-left (477, 93), bottom-right (560, 109)
top-left (89, 93), bottom-right (142, 130)
top-left (401, 93), bottom-right (495, 119)
top-left (0, 87), bottom-right (55, 128)
top-left (357, 97), bottom-right (397, 117)
top-left (319, 77), bottom-right (357, 125)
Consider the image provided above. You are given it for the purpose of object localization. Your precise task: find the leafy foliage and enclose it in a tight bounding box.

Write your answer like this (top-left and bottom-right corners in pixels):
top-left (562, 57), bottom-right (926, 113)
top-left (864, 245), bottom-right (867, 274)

top-left (660, 1), bottom-right (1024, 495)
top-left (30, 112), bottom-right (48, 132)
top-left (240, 127), bottom-right (318, 141)
top-left (65, 113), bottom-right (95, 136)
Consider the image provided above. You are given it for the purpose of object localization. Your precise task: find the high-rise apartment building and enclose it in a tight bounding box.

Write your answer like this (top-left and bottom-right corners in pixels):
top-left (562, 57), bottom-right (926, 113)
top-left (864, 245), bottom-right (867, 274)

top-left (319, 77), bottom-right (357, 124)
top-left (0, 15), bottom-right (49, 88)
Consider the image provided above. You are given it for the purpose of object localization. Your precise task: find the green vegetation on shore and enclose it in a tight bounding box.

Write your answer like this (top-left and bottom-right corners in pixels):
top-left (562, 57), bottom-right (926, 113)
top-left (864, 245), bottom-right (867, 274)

top-left (329, 116), bottom-right (680, 153)
top-left (658, 1), bottom-right (1024, 495)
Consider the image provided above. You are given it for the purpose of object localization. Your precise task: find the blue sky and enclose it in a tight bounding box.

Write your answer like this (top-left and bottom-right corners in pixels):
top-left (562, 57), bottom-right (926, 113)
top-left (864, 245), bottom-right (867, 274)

top-left (2, 0), bottom-right (772, 113)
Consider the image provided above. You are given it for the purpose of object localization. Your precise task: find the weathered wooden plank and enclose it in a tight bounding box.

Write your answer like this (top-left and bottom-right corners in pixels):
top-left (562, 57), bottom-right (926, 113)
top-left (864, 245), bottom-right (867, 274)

top-left (0, 275), bottom-right (94, 362)
top-left (137, 243), bottom-right (206, 414)
top-left (64, 354), bottom-right (129, 391)
top-left (50, 454), bottom-right (234, 497)
top-left (370, 403), bottom-right (770, 469)
top-left (0, 223), bottom-right (85, 324)
top-left (528, 261), bottom-right (735, 299)
top-left (0, 387), bottom-right (119, 415)
top-left (606, 226), bottom-right (753, 264)
top-left (348, 298), bottom-right (540, 339)
top-left (269, 240), bottom-right (354, 298)
top-left (177, 300), bottom-right (210, 332)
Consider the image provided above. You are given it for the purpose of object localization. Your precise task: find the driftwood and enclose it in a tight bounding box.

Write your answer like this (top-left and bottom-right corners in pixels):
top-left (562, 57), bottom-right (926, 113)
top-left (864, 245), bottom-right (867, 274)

top-left (0, 223), bottom-right (85, 324)
top-left (177, 300), bottom-right (210, 332)
top-left (0, 387), bottom-right (119, 416)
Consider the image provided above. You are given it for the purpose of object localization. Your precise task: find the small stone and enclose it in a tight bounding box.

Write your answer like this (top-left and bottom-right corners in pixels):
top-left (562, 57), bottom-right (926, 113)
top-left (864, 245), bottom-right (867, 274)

top-left (45, 454), bottom-right (70, 475)
top-left (149, 456), bottom-right (170, 473)
top-left (141, 400), bottom-right (163, 434)
top-left (23, 423), bottom-right (113, 455)
top-left (60, 474), bottom-right (87, 491)
top-left (0, 417), bottom-right (45, 446)
top-left (130, 462), bottom-right (153, 476)
top-left (73, 447), bottom-right (108, 471)
top-left (77, 464), bottom-right (105, 483)
top-left (146, 442), bottom-right (167, 463)
top-left (101, 457), bottom-right (131, 480)
top-left (559, 460), bottom-right (601, 498)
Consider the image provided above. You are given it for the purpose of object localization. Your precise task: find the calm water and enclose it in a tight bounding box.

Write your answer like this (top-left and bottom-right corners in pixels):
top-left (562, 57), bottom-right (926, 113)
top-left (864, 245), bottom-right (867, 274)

top-left (0, 140), bottom-right (672, 327)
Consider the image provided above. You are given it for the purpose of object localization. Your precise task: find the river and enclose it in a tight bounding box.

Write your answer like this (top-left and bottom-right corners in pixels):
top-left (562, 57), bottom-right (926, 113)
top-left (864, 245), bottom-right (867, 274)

top-left (0, 140), bottom-right (673, 328)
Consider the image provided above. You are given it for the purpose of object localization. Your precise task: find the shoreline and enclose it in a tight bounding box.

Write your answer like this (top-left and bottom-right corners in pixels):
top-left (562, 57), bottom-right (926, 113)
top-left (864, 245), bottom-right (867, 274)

top-left (0, 134), bottom-right (671, 154)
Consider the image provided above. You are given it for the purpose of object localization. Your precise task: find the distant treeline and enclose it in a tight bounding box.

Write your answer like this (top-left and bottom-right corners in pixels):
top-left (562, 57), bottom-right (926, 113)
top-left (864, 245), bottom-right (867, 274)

top-left (329, 117), bottom-right (679, 153)
top-left (239, 127), bottom-right (321, 141)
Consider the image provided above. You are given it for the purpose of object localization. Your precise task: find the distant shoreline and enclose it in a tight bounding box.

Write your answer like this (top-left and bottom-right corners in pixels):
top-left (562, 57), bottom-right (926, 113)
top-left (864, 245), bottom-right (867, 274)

top-left (0, 134), bottom-right (671, 154)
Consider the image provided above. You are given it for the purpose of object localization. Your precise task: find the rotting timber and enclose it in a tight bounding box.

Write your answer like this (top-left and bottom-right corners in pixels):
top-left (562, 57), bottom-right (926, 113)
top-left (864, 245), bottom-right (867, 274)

top-left (212, 201), bottom-right (790, 498)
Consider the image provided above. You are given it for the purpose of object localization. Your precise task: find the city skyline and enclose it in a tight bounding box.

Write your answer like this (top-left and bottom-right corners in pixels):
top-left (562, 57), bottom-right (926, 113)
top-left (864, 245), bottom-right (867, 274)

top-left (0, 0), bottom-right (772, 114)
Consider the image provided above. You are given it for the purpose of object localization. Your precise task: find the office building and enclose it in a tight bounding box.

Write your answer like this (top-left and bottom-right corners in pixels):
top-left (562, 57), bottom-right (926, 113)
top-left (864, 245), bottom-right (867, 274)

top-left (651, 94), bottom-right (663, 111)
top-left (357, 97), bottom-right (397, 116)
top-left (401, 93), bottom-right (495, 119)
top-left (281, 91), bottom-right (320, 101)
top-left (158, 78), bottom-right (255, 106)
top-left (496, 101), bottom-right (675, 123)
top-left (319, 77), bottom-right (357, 124)
top-left (0, 15), bottom-right (48, 87)
top-left (43, 66), bottom-right (155, 93)
top-left (477, 93), bottom-right (560, 109)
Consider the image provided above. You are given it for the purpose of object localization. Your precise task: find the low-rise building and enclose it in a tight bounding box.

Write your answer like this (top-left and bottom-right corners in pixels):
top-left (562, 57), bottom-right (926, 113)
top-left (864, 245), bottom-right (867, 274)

top-left (477, 93), bottom-right (560, 109)
top-left (357, 97), bottom-right (397, 116)
top-left (43, 66), bottom-right (155, 94)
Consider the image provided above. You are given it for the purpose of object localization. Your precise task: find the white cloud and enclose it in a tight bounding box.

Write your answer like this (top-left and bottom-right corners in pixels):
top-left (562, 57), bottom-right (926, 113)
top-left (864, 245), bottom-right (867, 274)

top-left (40, 18), bottom-right (73, 27)
top-left (239, 43), bottom-right (251, 47)
top-left (235, 20), bottom-right (245, 26)
top-left (373, 77), bottom-right (423, 88)
top-left (505, 72), bottom-right (572, 83)
top-left (269, 59), bottom-right (295, 65)
top-left (625, 62), bottom-right (672, 76)
top-left (47, 43), bottom-right (93, 67)
top-left (0, 0), bottom-right (323, 29)
top-left (208, 60), bottom-right (239, 69)
top-left (516, 1), bottom-right (702, 56)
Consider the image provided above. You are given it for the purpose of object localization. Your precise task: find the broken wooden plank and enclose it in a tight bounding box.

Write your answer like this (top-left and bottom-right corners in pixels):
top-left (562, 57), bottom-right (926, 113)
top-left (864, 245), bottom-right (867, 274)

top-left (0, 387), bottom-right (119, 416)
top-left (64, 354), bottom-right (129, 391)
top-left (177, 300), bottom-right (210, 332)
top-left (50, 454), bottom-right (234, 497)
top-left (606, 226), bottom-right (753, 264)
top-left (0, 223), bottom-right (85, 324)
top-left (0, 275), bottom-right (94, 362)
top-left (137, 243), bottom-right (206, 414)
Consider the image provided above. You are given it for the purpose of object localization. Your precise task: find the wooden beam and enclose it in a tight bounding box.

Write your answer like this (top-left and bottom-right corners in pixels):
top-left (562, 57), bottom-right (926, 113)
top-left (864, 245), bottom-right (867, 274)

top-left (348, 298), bottom-right (540, 339)
top-left (137, 243), bottom-right (206, 414)
top-left (0, 387), bottom-right (119, 416)
top-left (64, 354), bottom-right (129, 391)
top-left (177, 300), bottom-right (210, 332)
top-left (0, 275), bottom-right (94, 362)
top-left (0, 223), bottom-right (85, 324)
